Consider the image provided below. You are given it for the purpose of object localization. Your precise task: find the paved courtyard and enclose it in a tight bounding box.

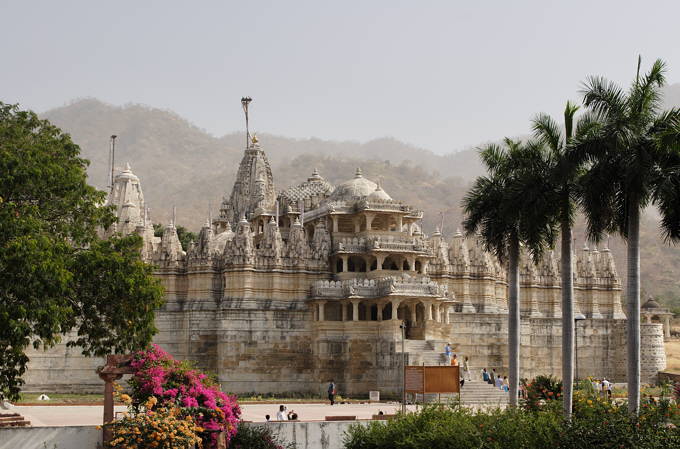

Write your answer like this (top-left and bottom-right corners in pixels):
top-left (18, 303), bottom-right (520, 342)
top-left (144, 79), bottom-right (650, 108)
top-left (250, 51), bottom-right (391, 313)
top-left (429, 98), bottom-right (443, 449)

top-left (10, 402), bottom-right (417, 426)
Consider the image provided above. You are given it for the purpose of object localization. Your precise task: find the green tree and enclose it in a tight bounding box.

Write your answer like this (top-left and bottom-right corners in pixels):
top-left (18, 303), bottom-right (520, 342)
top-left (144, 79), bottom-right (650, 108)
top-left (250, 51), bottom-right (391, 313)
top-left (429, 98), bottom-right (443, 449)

top-left (0, 103), bottom-right (165, 401)
top-left (153, 223), bottom-right (196, 251)
top-left (463, 138), bottom-right (558, 407)
top-left (573, 57), bottom-right (680, 414)
top-left (531, 102), bottom-right (602, 418)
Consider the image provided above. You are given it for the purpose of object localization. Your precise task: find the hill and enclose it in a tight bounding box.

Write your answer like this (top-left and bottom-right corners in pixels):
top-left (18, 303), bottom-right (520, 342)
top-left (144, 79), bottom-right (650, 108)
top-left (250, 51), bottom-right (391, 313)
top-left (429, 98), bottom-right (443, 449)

top-left (39, 84), bottom-right (680, 306)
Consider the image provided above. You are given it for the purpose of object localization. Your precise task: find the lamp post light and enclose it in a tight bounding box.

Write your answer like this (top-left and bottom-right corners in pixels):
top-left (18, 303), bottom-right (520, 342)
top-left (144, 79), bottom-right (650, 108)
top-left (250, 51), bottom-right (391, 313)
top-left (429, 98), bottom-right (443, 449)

top-left (400, 320), bottom-right (406, 413)
top-left (574, 313), bottom-right (586, 380)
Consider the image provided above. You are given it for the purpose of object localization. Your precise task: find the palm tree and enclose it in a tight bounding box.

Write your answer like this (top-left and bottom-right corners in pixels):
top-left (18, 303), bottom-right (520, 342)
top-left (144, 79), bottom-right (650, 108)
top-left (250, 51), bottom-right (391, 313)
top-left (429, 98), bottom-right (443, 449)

top-left (463, 138), bottom-right (558, 407)
top-left (532, 103), bottom-right (602, 418)
top-left (573, 57), bottom-right (680, 414)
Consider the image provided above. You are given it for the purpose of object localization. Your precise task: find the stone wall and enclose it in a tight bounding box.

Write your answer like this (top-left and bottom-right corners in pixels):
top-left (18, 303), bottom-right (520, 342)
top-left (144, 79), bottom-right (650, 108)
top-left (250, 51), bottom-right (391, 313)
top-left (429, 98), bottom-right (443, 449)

top-left (0, 426), bottom-right (101, 449)
top-left (0, 422), bottom-right (359, 449)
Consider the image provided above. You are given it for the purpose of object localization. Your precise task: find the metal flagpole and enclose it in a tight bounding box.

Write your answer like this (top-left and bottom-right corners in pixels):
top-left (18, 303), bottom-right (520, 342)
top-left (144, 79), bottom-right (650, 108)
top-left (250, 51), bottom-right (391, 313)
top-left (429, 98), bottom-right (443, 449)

top-left (241, 97), bottom-right (252, 149)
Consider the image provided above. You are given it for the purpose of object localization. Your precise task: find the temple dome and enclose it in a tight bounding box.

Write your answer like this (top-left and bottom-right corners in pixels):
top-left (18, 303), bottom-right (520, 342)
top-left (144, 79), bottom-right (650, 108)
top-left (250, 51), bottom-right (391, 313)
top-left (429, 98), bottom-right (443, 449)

top-left (642, 297), bottom-right (662, 310)
top-left (328, 168), bottom-right (378, 201)
top-left (367, 183), bottom-right (392, 202)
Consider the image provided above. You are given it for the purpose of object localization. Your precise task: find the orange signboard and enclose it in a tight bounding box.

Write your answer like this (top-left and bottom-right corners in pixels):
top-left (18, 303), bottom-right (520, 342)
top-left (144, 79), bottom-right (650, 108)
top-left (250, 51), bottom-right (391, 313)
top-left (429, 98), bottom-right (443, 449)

top-left (405, 365), bottom-right (460, 394)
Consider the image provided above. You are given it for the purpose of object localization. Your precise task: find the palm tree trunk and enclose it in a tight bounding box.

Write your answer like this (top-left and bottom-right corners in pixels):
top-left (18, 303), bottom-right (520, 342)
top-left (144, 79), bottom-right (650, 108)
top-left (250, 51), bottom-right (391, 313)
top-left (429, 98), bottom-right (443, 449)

top-left (627, 204), bottom-right (641, 414)
top-left (561, 220), bottom-right (574, 418)
top-left (508, 234), bottom-right (520, 408)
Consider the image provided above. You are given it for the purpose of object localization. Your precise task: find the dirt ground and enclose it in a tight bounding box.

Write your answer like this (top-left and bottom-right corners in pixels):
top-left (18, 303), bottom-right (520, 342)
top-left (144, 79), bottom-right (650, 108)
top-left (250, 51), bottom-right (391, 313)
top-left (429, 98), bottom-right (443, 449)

top-left (665, 340), bottom-right (680, 372)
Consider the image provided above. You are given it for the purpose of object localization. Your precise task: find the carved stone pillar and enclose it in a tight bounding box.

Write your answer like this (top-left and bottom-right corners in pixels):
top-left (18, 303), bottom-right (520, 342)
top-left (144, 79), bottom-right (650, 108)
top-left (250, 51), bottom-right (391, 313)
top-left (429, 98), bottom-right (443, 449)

top-left (377, 301), bottom-right (383, 321)
top-left (341, 302), bottom-right (348, 322)
top-left (341, 255), bottom-right (349, 273)
top-left (443, 304), bottom-right (450, 324)
top-left (318, 300), bottom-right (326, 321)
top-left (434, 303), bottom-right (441, 322)
top-left (664, 316), bottom-right (672, 340)
top-left (354, 217), bottom-right (361, 233)
top-left (391, 300), bottom-right (401, 321)
top-left (365, 213), bottom-right (375, 231)
top-left (425, 301), bottom-right (433, 321)
top-left (376, 254), bottom-right (386, 271)
top-left (410, 302), bottom-right (417, 323)
top-left (396, 215), bottom-right (403, 232)
top-left (408, 256), bottom-right (416, 272)
top-left (352, 299), bottom-right (360, 321)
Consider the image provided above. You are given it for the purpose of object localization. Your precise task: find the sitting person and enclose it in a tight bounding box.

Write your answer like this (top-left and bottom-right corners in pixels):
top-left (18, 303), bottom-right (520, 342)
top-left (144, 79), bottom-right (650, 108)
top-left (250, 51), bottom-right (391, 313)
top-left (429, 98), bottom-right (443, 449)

top-left (265, 414), bottom-right (271, 422)
top-left (287, 409), bottom-right (298, 421)
top-left (495, 375), bottom-right (503, 389)
top-left (482, 368), bottom-right (489, 383)
top-left (502, 376), bottom-right (509, 392)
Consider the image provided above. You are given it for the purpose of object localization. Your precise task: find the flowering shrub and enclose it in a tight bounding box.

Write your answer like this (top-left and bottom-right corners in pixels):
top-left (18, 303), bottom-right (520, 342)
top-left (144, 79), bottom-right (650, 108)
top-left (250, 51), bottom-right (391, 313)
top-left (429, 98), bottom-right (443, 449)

top-left (127, 345), bottom-right (241, 447)
top-left (108, 396), bottom-right (203, 449)
top-left (522, 375), bottom-right (562, 411)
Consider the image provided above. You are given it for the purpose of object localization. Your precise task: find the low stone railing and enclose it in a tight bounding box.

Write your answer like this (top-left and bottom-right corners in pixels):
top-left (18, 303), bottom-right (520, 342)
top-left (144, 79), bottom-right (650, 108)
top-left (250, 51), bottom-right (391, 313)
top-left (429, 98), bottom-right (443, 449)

top-left (333, 237), bottom-right (430, 254)
top-left (311, 275), bottom-right (448, 299)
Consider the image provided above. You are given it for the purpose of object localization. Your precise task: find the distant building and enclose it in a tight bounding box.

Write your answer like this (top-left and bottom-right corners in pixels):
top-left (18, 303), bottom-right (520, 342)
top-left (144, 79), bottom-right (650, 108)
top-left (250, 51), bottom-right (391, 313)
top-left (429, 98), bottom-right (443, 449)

top-left (23, 138), bottom-right (666, 396)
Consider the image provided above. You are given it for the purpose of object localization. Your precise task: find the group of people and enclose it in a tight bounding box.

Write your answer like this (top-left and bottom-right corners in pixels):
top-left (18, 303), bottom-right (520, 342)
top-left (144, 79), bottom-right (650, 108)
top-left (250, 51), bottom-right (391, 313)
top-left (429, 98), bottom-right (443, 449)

top-left (266, 405), bottom-right (299, 421)
top-left (482, 368), bottom-right (509, 392)
top-left (443, 343), bottom-right (472, 381)
top-left (591, 377), bottom-right (613, 398)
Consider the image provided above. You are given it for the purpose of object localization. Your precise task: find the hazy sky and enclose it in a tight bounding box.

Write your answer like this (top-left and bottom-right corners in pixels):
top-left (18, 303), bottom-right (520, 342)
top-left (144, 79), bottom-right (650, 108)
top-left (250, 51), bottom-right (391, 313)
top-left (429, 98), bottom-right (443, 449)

top-left (2, 1), bottom-right (679, 154)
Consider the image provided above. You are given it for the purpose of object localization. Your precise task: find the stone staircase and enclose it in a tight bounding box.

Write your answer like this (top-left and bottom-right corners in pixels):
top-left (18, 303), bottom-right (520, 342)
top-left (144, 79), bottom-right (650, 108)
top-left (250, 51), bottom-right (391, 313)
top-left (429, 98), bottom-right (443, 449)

top-left (459, 380), bottom-right (509, 405)
top-left (400, 339), bottom-right (509, 406)
top-left (402, 339), bottom-right (449, 366)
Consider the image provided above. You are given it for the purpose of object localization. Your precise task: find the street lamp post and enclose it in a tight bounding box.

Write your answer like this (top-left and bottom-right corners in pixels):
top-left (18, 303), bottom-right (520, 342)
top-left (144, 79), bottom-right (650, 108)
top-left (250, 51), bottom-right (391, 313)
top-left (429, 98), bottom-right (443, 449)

top-left (400, 320), bottom-right (406, 413)
top-left (574, 313), bottom-right (586, 380)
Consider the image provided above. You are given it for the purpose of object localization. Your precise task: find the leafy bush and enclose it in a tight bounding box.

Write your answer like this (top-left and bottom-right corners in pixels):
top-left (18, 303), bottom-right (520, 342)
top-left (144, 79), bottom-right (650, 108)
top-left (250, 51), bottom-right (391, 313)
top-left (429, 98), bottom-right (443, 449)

top-left (343, 404), bottom-right (561, 449)
top-left (228, 424), bottom-right (295, 449)
top-left (523, 375), bottom-right (562, 411)
top-left (343, 397), bottom-right (680, 449)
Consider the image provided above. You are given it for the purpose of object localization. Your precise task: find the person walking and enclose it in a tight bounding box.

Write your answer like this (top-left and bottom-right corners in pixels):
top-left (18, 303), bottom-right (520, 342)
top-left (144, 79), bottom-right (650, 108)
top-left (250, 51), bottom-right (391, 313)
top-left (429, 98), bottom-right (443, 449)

top-left (482, 368), bottom-right (489, 383)
top-left (495, 374), bottom-right (503, 389)
top-left (503, 376), bottom-right (509, 392)
top-left (444, 343), bottom-right (453, 366)
top-left (328, 380), bottom-right (336, 405)
top-left (489, 368), bottom-right (496, 386)
top-left (463, 356), bottom-right (471, 381)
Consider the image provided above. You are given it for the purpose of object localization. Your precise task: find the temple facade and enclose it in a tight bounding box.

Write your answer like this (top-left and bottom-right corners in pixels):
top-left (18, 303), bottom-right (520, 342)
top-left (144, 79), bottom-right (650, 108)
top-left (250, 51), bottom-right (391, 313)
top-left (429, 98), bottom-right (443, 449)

top-left (22, 138), bottom-right (667, 397)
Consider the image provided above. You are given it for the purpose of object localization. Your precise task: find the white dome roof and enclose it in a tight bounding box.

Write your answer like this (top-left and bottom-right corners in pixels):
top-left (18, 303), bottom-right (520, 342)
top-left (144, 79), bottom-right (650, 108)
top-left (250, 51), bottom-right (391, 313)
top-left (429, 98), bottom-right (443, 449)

top-left (367, 184), bottom-right (392, 201)
top-left (328, 168), bottom-right (378, 201)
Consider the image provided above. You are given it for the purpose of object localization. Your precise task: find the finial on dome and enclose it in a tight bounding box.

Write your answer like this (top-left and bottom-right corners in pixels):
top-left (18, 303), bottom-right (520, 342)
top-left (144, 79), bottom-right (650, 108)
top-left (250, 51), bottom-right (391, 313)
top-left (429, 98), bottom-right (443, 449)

top-left (269, 216), bottom-right (276, 224)
top-left (454, 227), bottom-right (462, 237)
top-left (125, 162), bottom-right (131, 171)
top-left (583, 242), bottom-right (589, 251)
top-left (204, 217), bottom-right (211, 228)
top-left (308, 168), bottom-right (322, 181)
top-left (225, 221), bottom-right (232, 232)
top-left (293, 216), bottom-right (302, 226)
top-left (355, 167), bottom-right (363, 178)
top-left (239, 213), bottom-right (248, 223)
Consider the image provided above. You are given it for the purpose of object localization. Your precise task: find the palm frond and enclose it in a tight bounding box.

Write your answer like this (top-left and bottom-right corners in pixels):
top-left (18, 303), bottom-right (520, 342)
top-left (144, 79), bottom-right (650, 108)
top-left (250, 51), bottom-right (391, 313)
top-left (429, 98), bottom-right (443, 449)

top-left (580, 75), bottom-right (627, 119)
top-left (564, 101), bottom-right (580, 142)
top-left (532, 113), bottom-right (562, 154)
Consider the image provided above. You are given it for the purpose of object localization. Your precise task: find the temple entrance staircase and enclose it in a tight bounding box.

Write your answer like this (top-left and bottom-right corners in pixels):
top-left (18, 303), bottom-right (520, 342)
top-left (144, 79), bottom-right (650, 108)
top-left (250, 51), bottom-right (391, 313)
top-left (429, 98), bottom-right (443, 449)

top-left (400, 339), bottom-right (509, 406)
